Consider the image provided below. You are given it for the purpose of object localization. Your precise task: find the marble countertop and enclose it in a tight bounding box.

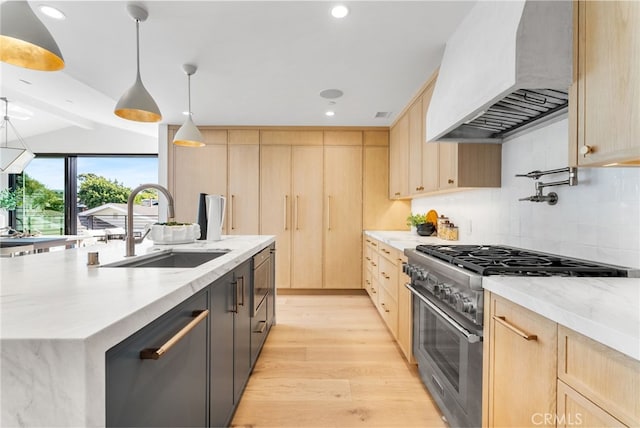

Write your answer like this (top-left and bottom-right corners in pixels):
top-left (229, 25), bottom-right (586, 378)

top-left (0, 235), bottom-right (274, 427)
top-left (483, 277), bottom-right (640, 361)
top-left (364, 230), bottom-right (450, 252)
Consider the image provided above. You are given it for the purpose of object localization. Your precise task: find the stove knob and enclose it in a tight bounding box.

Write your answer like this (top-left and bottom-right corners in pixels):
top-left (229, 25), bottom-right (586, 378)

top-left (442, 286), bottom-right (452, 300)
top-left (432, 282), bottom-right (441, 294)
top-left (450, 292), bottom-right (461, 305)
top-left (457, 297), bottom-right (472, 312)
top-left (417, 269), bottom-right (427, 281)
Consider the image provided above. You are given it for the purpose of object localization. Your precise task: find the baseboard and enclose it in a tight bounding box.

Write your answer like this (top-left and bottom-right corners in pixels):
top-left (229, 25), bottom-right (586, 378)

top-left (276, 288), bottom-right (367, 296)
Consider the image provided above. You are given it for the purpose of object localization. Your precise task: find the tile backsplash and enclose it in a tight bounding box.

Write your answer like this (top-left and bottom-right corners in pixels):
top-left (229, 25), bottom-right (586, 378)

top-left (412, 119), bottom-right (640, 268)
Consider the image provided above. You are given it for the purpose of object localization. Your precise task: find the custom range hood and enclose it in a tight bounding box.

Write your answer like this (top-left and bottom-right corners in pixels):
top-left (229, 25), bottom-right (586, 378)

top-left (426, 0), bottom-right (572, 143)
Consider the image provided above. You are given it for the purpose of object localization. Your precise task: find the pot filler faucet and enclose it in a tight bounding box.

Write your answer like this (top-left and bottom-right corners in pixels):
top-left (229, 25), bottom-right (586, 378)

top-left (126, 183), bottom-right (175, 257)
top-left (516, 167), bottom-right (578, 205)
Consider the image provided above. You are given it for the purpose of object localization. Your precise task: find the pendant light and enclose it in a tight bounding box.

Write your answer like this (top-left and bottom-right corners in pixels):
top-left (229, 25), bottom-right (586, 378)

top-left (0, 1), bottom-right (65, 71)
top-left (114, 4), bottom-right (161, 123)
top-left (173, 64), bottom-right (205, 147)
top-left (0, 97), bottom-right (35, 174)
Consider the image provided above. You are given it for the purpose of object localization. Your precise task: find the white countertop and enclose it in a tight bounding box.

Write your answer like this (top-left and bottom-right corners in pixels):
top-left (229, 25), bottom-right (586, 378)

top-left (0, 235), bottom-right (274, 427)
top-left (365, 230), bottom-right (640, 361)
top-left (483, 277), bottom-right (640, 361)
top-left (364, 230), bottom-right (450, 252)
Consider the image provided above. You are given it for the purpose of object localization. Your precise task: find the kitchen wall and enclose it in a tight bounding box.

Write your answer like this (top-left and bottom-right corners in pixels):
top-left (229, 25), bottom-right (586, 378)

top-left (412, 119), bottom-right (640, 269)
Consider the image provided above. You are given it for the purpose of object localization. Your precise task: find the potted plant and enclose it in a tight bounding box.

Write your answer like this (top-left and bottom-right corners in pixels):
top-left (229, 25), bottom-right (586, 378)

top-left (406, 213), bottom-right (436, 236)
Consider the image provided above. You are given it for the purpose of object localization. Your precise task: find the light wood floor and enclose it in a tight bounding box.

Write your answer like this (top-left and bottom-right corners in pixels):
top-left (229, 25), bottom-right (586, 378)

top-left (231, 293), bottom-right (446, 428)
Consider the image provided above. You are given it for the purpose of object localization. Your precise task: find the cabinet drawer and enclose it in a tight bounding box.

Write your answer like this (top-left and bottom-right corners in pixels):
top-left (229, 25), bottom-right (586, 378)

top-left (377, 256), bottom-right (398, 297)
top-left (370, 277), bottom-right (381, 308)
top-left (378, 242), bottom-right (398, 263)
top-left (558, 326), bottom-right (640, 426)
top-left (364, 268), bottom-right (373, 297)
top-left (378, 286), bottom-right (398, 338)
top-left (368, 252), bottom-right (379, 276)
top-left (251, 298), bottom-right (269, 367)
top-left (557, 380), bottom-right (625, 428)
top-left (106, 291), bottom-right (209, 428)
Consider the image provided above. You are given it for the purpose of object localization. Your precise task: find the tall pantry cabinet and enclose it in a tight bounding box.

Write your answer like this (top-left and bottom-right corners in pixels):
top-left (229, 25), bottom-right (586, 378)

top-left (228, 131), bottom-right (260, 235)
top-left (260, 131), bottom-right (324, 289)
top-left (323, 132), bottom-right (363, 289)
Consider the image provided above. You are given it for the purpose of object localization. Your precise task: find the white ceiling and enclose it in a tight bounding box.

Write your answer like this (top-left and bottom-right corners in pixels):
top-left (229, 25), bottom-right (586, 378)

top-left (1, 0), bottom-right (475, 140)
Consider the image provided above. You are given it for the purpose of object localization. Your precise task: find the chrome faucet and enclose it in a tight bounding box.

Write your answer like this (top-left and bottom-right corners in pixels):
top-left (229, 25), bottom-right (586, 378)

top-left (126, 183), bottom-right (175, 257)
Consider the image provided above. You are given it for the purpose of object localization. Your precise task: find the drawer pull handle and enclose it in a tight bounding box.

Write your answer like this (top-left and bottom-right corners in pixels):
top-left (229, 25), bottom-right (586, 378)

top-left (371, 242), bottom-right (377, 247)
top-left (140, 310), bottom-right (209, 360)
top-left (381, 272), bottom-right (390, 279)
top-left (254, 321), bottom-right (267, 334)
top-left (381, 302), bottom-right (390, 313)
top-left (366, 257), bottom-right (371, 261)
top-left (371, 262), bottom-right (377, 267)
top-left (372, 288), bottom-right (377, 294)
top-left (492, 315), bottom-right (537, 341)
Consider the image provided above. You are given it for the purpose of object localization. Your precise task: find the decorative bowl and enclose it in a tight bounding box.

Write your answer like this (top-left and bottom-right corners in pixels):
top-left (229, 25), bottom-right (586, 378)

top-left (146, 223), bottom-right (201, 244)
top-left (416, 222), bottom-right (436, 236)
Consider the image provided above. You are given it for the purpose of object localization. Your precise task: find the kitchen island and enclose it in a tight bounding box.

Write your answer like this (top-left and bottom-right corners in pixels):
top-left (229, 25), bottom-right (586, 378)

top-left (0, 235), bottom-right (274, 427)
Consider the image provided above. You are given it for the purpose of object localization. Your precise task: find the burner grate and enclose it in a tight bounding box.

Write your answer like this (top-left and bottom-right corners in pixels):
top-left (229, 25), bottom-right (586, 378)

top-left (416, 244), bottom-right (629, 277)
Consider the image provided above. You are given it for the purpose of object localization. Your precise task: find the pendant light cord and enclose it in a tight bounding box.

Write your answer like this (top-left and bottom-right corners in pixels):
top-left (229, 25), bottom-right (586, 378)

top-left (187, 73), bottom-right (192, 117)
top-left (135, 19), bottom-right (141, 79)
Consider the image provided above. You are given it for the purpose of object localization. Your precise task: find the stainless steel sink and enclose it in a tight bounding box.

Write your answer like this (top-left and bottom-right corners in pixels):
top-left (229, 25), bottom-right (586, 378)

top-left (103, 250), bottom-right (230, 268)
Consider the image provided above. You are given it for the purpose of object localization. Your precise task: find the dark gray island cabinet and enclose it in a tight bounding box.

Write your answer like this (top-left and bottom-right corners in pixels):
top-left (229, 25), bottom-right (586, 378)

top-left (106, 246), bottom-right (275, 428)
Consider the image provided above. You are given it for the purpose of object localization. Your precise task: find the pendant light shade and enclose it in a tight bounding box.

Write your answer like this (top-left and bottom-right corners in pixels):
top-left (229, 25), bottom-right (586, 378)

top-left (1, 97), bottom-right (35, 174)
top-left (114, 4), bottom-right (161, 123)
top-left (173, 64), bottom-right (205, 147)
top-left (0, 1), bottom-right (65, 71)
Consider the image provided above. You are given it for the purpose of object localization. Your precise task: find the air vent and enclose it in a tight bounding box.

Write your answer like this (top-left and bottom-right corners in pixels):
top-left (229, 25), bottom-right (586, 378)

top-left (374, 111), bottom-right (391, 119)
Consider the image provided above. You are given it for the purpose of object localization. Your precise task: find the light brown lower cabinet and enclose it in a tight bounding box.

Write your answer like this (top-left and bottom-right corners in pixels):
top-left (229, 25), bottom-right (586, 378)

top-left (484, 292), bottom-right (640, 428)
top-left (485, 293), bottom-right (557, 428)
top-left (363, 235), bottom-right (413, 362)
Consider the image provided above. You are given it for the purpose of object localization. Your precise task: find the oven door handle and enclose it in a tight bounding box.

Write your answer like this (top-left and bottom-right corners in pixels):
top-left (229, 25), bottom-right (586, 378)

top-left (406, 283), bottom-right (482, 344)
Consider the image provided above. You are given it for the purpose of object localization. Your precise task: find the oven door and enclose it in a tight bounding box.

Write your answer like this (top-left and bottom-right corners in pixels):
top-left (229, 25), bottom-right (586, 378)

top-left (408, 284), bottom-right (483, 428)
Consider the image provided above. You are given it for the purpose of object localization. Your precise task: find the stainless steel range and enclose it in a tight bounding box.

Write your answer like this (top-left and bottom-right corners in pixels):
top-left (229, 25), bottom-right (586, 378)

top-left (403, 244), bottom-right (631, 428)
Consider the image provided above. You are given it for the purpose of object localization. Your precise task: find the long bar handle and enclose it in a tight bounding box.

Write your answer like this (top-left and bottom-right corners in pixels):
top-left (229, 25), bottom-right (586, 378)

top-left (294, 195), bottom-right (299, 230)
top-left (238, 276), bottom-right (245, 307)
top-left (232, 280), bottom-right (238, 313)
top-left (380, 302), bottom-right (390, 313)
top-left (492, 315), bottom-right (538, 341)
top-left (230, 195), bottom-right (236, 230)
top-left (140, 310), bottom-right (209, 360)
top-left (284, 195), bottom-right (289, 231)
top-left (327, 195), bottom-right (332, 231)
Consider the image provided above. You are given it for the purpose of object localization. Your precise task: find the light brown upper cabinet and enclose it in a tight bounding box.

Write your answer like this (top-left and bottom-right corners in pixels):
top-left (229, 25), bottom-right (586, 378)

top-left (389, 114), bottom-right (410, 199)
top-left (408, 97), bottom-right (424, 194)
top-left (228, 131), bottom-right (259, 235)
top-left (169, 128), bottom-right (227, 224)
top-left (409, 76), bottom-right (438, 195)
top-left (438, 143), bottom-right (502, 191)
top-left (390, 70), bottom-right (500, 198)
top-left (570, 0), bottom-right (640, 166)
top-left (362, 131), bottom-right (411, 230)
top-left (324, 144), bottom-right (363, 289)
top-left (421, 82), bottom-right (439, 193)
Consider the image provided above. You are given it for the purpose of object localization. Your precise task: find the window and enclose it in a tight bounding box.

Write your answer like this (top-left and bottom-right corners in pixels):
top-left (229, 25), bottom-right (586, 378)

top-left (10, 155), bottom-right (158, 236)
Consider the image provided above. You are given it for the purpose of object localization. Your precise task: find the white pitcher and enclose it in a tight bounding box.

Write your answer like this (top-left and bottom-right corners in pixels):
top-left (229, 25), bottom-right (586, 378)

top-left (205, 195), bottom-right (226, 241)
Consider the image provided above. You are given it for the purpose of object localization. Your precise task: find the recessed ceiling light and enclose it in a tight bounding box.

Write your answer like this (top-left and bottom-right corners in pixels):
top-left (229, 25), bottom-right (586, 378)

top-left (325, 111), bottom-right (335, 117)
top-left (331, 5), bottom-right (349, 19)
top-left (38, 5), bottom-right (66, 20)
